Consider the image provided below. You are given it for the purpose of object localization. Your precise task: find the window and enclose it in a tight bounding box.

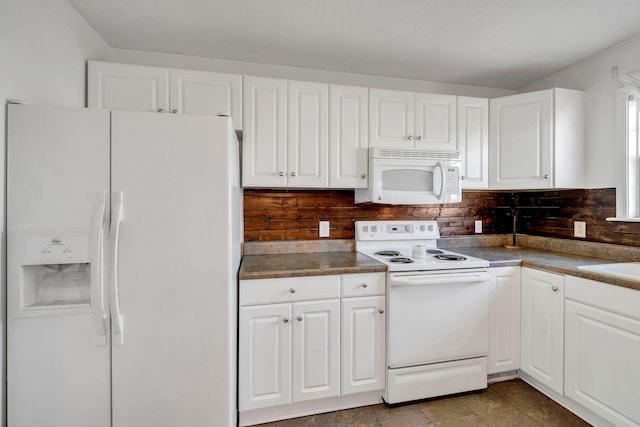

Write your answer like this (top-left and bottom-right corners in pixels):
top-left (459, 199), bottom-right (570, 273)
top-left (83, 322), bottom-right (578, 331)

top-left (610, 73), bottom-right (640, 221)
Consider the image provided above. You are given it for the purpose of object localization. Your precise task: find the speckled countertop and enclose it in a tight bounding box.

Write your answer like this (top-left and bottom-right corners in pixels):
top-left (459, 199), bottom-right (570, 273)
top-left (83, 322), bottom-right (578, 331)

top-left (450, 246), bottom-right (640, 291)
top-left (240, 236), bottom-right (640, 291)
top-left (239, 251), bottom-right (386, 280)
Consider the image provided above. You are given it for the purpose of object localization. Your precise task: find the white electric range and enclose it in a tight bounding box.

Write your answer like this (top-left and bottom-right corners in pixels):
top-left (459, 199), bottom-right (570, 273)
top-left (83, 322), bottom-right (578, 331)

top-left (355, 220), bottom-right (491, 404)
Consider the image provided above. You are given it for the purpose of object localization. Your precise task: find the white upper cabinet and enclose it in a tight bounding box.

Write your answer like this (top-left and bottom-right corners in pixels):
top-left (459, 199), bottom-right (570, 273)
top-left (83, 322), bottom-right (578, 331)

top-left (369, 89), bottom-right (456, 150)
top-left (88, 61), bottom-right (169, 113)
top-left (88, 61), bottom-right (242, 129)
top-left (169, 68), bottom-right (241, 121)
top-left (330, 85), bottom-right (369, 188)
top-left (458, 97), bottom-right (489, 189)
top-left (242, 76), bottom-right (288, 187)
top-left (288, 80), bottom-right (329, 188)
top-left (489, 88), bottom-right (584, 190)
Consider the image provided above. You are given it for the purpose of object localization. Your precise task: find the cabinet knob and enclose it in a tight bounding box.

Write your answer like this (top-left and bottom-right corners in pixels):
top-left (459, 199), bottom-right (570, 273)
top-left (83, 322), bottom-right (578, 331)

top-left (278, 171), bottom-right (285, 177)
top-left (378, 308), bottom-right (385, 314)
top-left (297, 315), bottom-right (303, 321)
top-left (171, 109), bottom-right (179, 114)
top-left (361, 283), bottom-right (368, 288)
top-left (406, 135), bottom-right (413, 140)
top-left (461, 175), bottom-right (465, 180)
top-left (283, 317), bottom-right (289, 323)
top-left (361, 173), bottom-right (367, 179)
top-left (552, 286), bottom-right (559, 292)
top-left (157, 108), bottom-right (165, 113)
top-left (289, 288), bottom-right (296, 294)
top-left (416, 136), bottom-right (423, 141)
top-left (291, 172), bottom-right (297, 177)
top-left (544, 174), bottom-right (550, 179)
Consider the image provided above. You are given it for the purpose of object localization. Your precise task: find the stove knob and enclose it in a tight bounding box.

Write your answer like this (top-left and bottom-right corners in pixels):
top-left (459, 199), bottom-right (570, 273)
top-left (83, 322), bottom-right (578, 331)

top-left (405, 225), bottom-right (413, 232)
top-left (363, 226), bottom-right (369, 233)
top-left (428, 225), bottom-right (434, 232)
top-left (371, 226), bottom-right (377, 232)
top-left (419, 225), bottom-right (426, 231)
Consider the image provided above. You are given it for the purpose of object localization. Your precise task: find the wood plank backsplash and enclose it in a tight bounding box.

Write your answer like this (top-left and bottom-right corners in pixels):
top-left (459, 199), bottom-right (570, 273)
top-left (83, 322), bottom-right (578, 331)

top-left (244, 187), bottom-right (640, 247)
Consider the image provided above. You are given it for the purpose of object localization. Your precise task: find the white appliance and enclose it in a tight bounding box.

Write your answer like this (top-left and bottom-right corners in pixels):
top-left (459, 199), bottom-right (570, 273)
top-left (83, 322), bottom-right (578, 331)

top-left (355, 148), bottom-right (461, 205)
top-left (7, 104), bottom-right (241, 427)
top-left (355, 220), bottom-right (490, 404)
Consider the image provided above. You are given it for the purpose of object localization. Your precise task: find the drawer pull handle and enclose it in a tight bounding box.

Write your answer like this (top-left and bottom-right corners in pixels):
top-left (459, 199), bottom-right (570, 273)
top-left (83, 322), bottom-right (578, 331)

top-left (297, 315), bottom-right (303, 321)
top-left (283, 317), bottom-right (289, 323)
top-left (378, 308), bottom-right (385, 314)
top-left (289, 288), bottom-right (296, 294)
top-left (361, 283), bottom-right (368, 288)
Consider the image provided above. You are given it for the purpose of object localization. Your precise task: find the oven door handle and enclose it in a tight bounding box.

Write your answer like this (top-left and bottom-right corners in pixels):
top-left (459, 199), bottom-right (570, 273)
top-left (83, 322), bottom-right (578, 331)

top-left (390, 272), bottom-right (490, 287)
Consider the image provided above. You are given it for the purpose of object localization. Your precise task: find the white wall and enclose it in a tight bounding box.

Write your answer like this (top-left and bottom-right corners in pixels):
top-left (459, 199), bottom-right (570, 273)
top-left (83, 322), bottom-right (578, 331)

top-left (0, 1), bottom-right (110, 425)
top-left (519, 34), bottom-right (640, 189)
top-left (112, 48), bottom-right (515, 98)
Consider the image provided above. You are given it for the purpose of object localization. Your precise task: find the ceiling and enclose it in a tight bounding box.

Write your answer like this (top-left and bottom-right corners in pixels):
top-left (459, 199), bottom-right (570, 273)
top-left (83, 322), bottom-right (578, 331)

top-left (67, 0), bottom-right (640, 90)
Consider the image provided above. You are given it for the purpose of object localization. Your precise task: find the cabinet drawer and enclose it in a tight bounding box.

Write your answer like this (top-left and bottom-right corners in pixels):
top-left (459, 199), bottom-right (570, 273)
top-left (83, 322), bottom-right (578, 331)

top-left (240, 275), bottom-right (340, 306)
top-left (341, 273), bottom-right (385, 297)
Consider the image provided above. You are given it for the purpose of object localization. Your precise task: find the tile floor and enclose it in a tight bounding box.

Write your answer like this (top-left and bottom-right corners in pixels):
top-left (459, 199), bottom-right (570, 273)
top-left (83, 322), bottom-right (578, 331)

top-left (253, 379), bottom-right (591, 427)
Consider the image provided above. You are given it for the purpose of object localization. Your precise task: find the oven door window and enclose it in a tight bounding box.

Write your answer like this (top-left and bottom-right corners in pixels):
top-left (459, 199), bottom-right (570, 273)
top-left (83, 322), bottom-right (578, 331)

top-left (381, 169), bottom-right (434, 192)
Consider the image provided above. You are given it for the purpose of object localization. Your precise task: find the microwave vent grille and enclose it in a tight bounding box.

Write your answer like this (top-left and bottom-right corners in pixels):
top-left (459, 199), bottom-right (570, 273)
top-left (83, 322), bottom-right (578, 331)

top-left (372, 148), bottom-right (460, 160)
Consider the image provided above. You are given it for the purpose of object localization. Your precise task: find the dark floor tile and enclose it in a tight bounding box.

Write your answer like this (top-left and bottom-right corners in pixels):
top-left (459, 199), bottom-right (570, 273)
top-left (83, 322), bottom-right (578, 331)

top-left (276, 413), bottom-right (332, 427)
top-left (373, 403), bottom-right (426, 422)
top-left (428, 414), bottom-right (488, 427)
top-left (417, 396), bottom-right (473, 422)
top-left (519, 399), bottom-right (592, 427)
top-left (324, 405), bottom-right (381, 427)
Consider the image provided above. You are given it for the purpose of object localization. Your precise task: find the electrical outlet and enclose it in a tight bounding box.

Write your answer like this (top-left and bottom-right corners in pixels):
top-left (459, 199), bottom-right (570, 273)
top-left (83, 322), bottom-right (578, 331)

top-left (574, 221), bottom-right (586, 238)
top-left (319, 221), bottom-right (330, 237)
top-left (475, 220), bottom-right (482, 234)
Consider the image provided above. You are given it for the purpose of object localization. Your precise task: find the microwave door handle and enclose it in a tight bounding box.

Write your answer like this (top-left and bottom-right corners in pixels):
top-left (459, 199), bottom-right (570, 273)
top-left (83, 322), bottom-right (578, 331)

top-left (434, 161), bottom-right (445, 200)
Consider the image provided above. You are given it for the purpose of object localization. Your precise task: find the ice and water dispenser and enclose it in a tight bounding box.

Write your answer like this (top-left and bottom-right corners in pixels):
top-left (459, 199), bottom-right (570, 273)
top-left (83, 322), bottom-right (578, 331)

top-left (20, 231), bottom-right (92, 310)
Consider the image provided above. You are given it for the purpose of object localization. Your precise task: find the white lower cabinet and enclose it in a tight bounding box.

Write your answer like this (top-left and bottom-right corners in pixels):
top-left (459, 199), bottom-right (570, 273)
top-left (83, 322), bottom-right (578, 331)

top-left (488, 266), bottom-right (520, 374)
top-left (341, 296), bottom-right (385, 395)
top-left (520, 267), bottom-right (564, 394)
top-left (564, 276), bottom-right (640, 427)
top-left (239, 272), bottom-right (385, 425)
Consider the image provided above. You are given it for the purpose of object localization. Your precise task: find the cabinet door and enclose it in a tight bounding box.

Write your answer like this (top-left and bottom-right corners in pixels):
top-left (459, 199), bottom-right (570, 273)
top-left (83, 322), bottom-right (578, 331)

top-left (369, 89), bottom-right (414, 148)
top-left (288, 80), bottom-right (329, 187)
top-left (341, 296), bottom-right (385, 395)
top-left (329, 85), bottom-right (369, 188)
top-left (565, 300), bottom-right (640, 427)
top-left (87, 61), bottom-right (169, 112)
top-left (458, 97), bottom-right (489, 189)
top-left (169, 69), bottom-right (242, 129)
top-left (520, 268), bottom-right (564, 394)
top-left (243, 76), bottom-right (287, 187)
top-left (292, 300), bottom-right (340, 402)
top-left (489, 90), bottom-right (553, 189)
top-left (239, 304), bottom-right (292, 411)
top-left (414, 93), bottom-right (457, 150)
top-left (488, 267), bottom-right (520, 374)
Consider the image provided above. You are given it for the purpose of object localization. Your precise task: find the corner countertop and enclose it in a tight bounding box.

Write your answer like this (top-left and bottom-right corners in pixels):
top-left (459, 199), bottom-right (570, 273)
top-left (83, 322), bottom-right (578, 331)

top-left (452, 246), bottom-right (640, 291)
top-left (239, 251), bottom-right (387, 280)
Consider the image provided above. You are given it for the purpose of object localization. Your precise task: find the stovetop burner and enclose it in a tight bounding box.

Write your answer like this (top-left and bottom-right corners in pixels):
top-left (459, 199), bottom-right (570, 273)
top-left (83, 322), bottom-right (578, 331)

top-left (375, 250), bottom-right (401, 257)
top-left (434, 254), bottom-right (467, 261)
top-left (426, 249), bottom-right (444, 254)
top-left (389, 257), bottom-right (415, 264)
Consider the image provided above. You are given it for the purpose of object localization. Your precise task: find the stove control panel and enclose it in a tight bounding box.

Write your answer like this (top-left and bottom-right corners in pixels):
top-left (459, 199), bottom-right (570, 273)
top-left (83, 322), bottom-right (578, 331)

top-left (355, 220), bottom-right (440, 240)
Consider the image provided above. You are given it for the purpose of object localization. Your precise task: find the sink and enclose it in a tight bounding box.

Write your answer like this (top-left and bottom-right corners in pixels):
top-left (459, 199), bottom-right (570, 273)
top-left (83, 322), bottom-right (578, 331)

top-left (577, 262), bottom-right (640, 281)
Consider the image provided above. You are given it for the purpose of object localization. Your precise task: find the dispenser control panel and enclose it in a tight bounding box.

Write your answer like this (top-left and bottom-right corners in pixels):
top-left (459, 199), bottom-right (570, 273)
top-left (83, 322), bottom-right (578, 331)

top-left (22, 234), bottom-right (90, 264)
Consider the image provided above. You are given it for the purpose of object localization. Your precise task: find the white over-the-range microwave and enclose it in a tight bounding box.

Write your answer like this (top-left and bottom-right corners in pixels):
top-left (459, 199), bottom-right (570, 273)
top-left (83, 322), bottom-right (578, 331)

top-left (355, 148), bottom-right (461, 205)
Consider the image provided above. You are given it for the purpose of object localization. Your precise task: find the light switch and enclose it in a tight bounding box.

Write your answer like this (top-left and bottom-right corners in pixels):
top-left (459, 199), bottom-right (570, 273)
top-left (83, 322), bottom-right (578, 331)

top-left (574, 221), bottom-right (586, 238)
top-left (475, 220), bottom-right (482, 234)
top-left (319, 221), bottom-right (330, 237)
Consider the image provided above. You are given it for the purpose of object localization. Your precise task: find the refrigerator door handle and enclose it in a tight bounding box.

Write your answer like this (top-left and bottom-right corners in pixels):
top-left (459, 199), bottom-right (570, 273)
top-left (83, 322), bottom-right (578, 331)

top-left (109, 191), bottom-right (125, 346)
top-left (90, 191), bottom-right (108, 346)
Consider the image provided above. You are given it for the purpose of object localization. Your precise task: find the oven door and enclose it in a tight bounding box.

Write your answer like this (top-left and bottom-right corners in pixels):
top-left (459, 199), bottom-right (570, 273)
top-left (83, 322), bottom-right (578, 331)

top-left (387, 270), bottom-right (490, 368)
top-left (370, 158), bottom-right (460, 205)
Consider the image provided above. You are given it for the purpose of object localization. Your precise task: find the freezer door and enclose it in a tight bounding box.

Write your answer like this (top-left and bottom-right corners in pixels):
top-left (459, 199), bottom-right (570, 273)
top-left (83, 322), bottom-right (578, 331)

top-left (7, 105), bottom-right (111, 427)
top-left (110, 111), bottom-right (239, 427)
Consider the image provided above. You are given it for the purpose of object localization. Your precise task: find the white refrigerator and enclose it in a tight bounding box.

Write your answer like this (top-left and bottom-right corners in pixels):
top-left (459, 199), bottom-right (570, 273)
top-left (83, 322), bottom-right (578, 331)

top-left (7, 104), bottom-right (241, 427)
